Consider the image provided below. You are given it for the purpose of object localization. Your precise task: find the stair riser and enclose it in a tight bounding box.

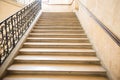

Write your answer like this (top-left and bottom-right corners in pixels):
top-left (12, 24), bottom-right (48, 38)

top-left (26, 39), bottom-right (90, 43)
top-left (19, 52), bottom-right (96, 56)
top-left (7, 71), bottom-right (106, 76)
top-left (23, 45), bottom-right (92, 49)
top-left (14, 60), bottom-right (100, 64)
top-left (28, 35), bottom-right (87, 38)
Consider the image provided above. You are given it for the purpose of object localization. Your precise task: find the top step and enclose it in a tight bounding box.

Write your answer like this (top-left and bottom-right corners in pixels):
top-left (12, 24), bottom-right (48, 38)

top-left (40, 12), bottom-right (77, 17)
top-left (39, 12), bottom-right (77, 20)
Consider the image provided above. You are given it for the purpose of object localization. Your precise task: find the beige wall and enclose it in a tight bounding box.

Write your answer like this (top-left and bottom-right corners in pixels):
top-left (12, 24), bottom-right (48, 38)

top-left (80, 0), bottom-right (120, 40)
top-left (42, 0), bottom-right (72, 12)
top-left (0, 0), bottom-right (22, 21)
top-left (16, 0), bottom-right (34, 4)
top-left (72, 0), bottom-right (120, 80)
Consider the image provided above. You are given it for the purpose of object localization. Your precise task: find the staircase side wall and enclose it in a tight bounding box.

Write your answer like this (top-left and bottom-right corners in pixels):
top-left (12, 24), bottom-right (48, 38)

top-left (72, 0), bottom-right (120, 80)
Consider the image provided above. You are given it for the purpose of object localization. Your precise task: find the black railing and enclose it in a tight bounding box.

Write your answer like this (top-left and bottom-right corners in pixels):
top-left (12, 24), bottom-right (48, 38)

top-left (0, 0), bottom-right (41, 65)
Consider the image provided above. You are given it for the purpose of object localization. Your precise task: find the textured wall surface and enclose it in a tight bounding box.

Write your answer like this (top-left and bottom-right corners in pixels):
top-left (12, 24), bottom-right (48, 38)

top-left (72, 0), bottom-right (120, 80)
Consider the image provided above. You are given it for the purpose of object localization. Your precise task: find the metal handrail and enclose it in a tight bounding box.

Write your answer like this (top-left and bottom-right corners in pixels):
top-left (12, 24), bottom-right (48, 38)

top-left (0, 0), bottom-right (41, 65)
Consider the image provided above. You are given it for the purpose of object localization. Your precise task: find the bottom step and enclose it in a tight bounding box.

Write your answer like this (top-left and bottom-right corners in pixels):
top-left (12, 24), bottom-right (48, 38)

top-left (7, 64), bottom-right (106, 76)
top-left (3, 74), bottom-right (108, 80)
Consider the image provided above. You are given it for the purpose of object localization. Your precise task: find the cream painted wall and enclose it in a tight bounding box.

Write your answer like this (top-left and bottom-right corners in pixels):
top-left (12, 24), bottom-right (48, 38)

top-left (42, 0), bottom-right (72, 12)
top-left (80, 0), bottom-right (120, 40)
top-left (0, 0), bottom-right (23, 21)
top-left (16, 0), bottom-right (34, 4)
top-left (72, 0), bottom-right (120, 80)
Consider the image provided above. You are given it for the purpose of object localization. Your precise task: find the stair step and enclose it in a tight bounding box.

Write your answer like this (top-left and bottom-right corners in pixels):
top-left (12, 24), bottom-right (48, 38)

top-left (34, 25), bottom-right (82, 28)
top-left (19, 48), bottom-right (96, 56)
top-left (14, 55), bottom-right (100, 64)
top-left (40, 16), bottom-right (77, 18)
top-left (34, 26), bottom-right (82, 29)
top-left (33, 27), bottom-right (83, 30)
top-left (31, 30), bottom-right (84, 33)
top-left (36, 24), bottom-right (80, 26)
top-left (7, 64), bottom-right (106, 75)
top-left (37, 19), bottom-right (79, 23)
top-left (38, 20), bottom-right (79, 22)
top-left (26, 37), bottom-right (90, 43)
top-left (41, 12), bottom-right (75, 14)
top-left (3, 74), bottom-right (108, 80)
top-left (41, 13), bottom-right (76, 18)
top-left (29, 33), bottom-right (87, 38)
top-left (29, 33), bottom-right (85, 35)
top-left (39, 15), bottom-right (77, 18)
top-left (23, 42), bottom-right (92, 49)
top-left (38, 18), bottom-right (78, 21)
top-left (37, 22), bottom-right (80, 24)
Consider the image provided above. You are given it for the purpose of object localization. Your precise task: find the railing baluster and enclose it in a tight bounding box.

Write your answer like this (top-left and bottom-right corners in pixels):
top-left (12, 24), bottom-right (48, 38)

top-left (11, 16), bottom-right (15, 47)
top-left (4, 20), bottom-right (9, 55)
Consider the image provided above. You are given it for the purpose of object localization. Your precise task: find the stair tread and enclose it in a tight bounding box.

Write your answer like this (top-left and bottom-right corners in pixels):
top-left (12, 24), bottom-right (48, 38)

top-left (33, 28), bottom-right (83, 30)
top-left (32, 29), bottom-right (83, 31)
top-left (31, 31), bottom-right (84, 34)
top-left (8, 64), bottom-right (105, 72)
top-left (15, 55), bottom-right (99, 61)
top-left (38, 21), bottom-right (78, 22)
top-left (23, 42), bottom-right (91, 46)
top-left (34, 25), bottom-right (81, 27)
top-left (29, 33), bottom-right (85, 35)
top-left (27, 37), bottom-right (88, 40)
top-left (38, 19), bottom-right (78, 20)
top-left (3, 75), bottom-right (108, 80)
top-left (19, 48), bottom-right (95, 52)
top-left (37, 21), bottom-right (79, 23)
top-left (26, 37), bottom-right (89, 43)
